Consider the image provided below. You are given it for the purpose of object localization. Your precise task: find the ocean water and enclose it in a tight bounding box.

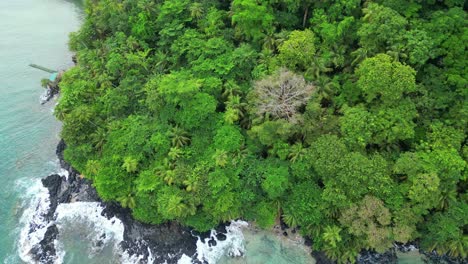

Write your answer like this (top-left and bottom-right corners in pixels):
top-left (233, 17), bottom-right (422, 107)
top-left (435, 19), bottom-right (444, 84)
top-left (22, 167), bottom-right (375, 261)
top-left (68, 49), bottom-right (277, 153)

top-left (218, 226), bottom-right (316, 264)
top-left (0, 0), bottom-right (82, 262)
top-left (0, 1), bottom-right (428, 263)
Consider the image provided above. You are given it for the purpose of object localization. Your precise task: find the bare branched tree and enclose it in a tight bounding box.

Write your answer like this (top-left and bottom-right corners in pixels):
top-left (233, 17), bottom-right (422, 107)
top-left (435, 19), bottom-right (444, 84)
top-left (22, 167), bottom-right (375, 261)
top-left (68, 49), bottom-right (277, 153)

top-left (251, 69), bottom-right (315, 122)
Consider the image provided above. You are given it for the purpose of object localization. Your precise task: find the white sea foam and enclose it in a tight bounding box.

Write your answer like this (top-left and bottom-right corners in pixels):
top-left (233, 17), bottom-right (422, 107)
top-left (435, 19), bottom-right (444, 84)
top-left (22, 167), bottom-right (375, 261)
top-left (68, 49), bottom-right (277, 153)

top-left (39, 89), bottom-right (50, 104)
top-left (17, 175), bottom-right (250, 264)
top-left (55, 202), bottom-right (124, 244)
top-left (16, 177), bottom-right (129, 264)
top-left (177, 254), bottom-right (193, 264)
top-left (17, 179), bottom-right (54, 263)
top-left (189, 220), bottom-right (249, 264)
top-left (57, 167), bottom-right (69, 179)
top-left (121, 249), bottom-right (147, 264)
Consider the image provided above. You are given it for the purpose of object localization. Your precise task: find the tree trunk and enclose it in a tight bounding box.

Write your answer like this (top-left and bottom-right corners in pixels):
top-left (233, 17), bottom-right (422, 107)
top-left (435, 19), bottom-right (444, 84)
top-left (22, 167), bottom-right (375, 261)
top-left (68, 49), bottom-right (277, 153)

top-left (302, 6), bottom-right (309, 28)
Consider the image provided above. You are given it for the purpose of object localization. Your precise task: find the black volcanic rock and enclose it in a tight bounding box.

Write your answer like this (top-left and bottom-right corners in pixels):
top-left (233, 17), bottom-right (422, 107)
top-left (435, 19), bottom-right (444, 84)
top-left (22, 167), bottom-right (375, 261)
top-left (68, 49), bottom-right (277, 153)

top-left (31, 138), bottom-right (467, 264)
top-left (216, 233), bottom-right (227, 241)
top-left (208, 238), bottom-right (217, 247)
top-left (358, 249), bottom-right (398, 264)
top-left (31, 141), bottom-right (198, 264)
top-left (30, 224), bottom-right (59, 264)
top-left (40, 85), bottom-right (60, 105)
top-left (420, 249), bottom-right (468, 264)
top-left (311, 250), bottom-right (336, 264)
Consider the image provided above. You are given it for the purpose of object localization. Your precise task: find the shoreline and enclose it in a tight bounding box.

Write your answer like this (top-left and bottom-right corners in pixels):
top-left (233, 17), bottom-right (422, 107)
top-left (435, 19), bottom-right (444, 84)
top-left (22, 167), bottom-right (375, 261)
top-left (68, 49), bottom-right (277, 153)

top-left (24, 75), bottom-right (466, 264)
top-left (28, 139), bottom-right (200, 264)
top-left (25, 139), bottom-right (467, 264)
top-left (28, 81), bottom-right (466, 264)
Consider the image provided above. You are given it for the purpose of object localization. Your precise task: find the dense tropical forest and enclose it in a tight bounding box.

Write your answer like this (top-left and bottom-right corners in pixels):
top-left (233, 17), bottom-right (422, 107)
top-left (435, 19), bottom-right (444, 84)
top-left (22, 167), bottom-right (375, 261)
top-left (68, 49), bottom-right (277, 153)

top-left (56, 0), bottom-right (467, 262)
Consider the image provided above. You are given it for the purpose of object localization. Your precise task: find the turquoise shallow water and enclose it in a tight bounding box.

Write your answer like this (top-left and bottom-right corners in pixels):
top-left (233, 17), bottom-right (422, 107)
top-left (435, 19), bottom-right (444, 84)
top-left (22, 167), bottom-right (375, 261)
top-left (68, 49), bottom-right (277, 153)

top-left (219, 228), bottom-right (316, 264)
top-left (0, 0), bottom-right (82, 262)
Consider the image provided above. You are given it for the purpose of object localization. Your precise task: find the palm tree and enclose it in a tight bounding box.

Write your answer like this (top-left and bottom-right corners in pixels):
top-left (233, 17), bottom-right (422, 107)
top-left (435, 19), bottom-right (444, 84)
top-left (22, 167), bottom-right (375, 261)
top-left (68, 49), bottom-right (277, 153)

top-left (282, 212), bottom-right (298, 228)
top-left (224, 95), bottom-right (247, 124)
top-left (263, 31), bottom-right (289, 52)
top-left (85, 160), bottom-right (100, 177)
top-left (163, 169), bottom-right (176, 185)
top-left (323, 225), bottom-right (342, 248)
top-left (314, 75), bottom-right (338, 100)
top-left (222, 80), bottom-right (242, 99)
top-left (428, 235), bottom-right (467, 259)
top-left (166, 194), bottom-right (188, 218)
top-left (351, 48), bottom-right (368, 66)
top-left (257, 48), bottom-right (275, 70)
top-left (183, 174), bottom-right (200, 192)
top-left (91, 127), bottom-right (107, 153)
top-left (212, 149), bottom-right (228, 167)
top-left (122, 156), bottom-right (138, 173)
top-left (387, 43), bottom-right (408, 62)
top-left (155, 158), bottom-right (177, 185)
top-left (118, 193), bottom-right (136, 209)
top-left (153, 50), bottom-right (168, 74)
top-left (189, 2), bottom-right (204, 20)
top-left (306, 56), bottom-right (332, 80)
top-left (137, 0), bottom-right (156, 13)
top-left (329, 44), bottom-right (346, 68)
top-left (288, 143), bottom-right (307, 163)
top-left (168, 147), bottom-right (183, 161)
top-left (169, 126), bottom-right (191, 148)
top-left (437, 189), bottom-right (457, 210)
top-left (446, 236), bottom-right (467, 258)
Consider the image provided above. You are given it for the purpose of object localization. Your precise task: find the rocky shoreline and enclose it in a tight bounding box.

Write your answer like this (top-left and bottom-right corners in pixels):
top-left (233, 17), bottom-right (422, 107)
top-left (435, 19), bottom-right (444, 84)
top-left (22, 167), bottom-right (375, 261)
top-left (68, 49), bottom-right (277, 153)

top-left (27, 139), bottom-right (467, 264)
top-left (29, 140), bottom-right (202, 264)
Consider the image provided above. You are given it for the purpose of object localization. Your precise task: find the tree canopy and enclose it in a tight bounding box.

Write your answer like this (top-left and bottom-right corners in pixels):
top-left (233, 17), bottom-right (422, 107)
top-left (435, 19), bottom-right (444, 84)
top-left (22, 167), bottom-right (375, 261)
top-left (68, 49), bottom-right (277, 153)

top-left (59, 0), bottom-right (467, 262)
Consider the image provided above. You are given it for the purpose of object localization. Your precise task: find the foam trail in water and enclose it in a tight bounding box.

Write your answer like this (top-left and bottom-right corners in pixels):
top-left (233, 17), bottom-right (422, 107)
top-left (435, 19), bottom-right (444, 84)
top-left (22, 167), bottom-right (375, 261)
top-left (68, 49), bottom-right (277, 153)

top-left (55, 202), bottom-right (165, 263)
top-left (55, 202), bottom-right (124, 242)
top-left (177, 254), bottom-right (193, 264)
top-left (17, 179), bottom-right (54, 263)
top-left (17, 176), bottom-right (129, 263)
top-left (57, 167), bottom-right (69, 179)
top-left (19, 175), bottom-right (251, 264)
top-left (181, 220), bottom-right (248, 264)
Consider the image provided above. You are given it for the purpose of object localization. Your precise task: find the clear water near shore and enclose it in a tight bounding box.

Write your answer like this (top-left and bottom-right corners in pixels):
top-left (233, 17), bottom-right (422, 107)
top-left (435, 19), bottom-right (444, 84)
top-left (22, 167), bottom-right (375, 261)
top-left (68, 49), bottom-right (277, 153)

top-left (0, 0), bottom-right (82, 262)
top-left (219, 227), bottom-right (316, 264)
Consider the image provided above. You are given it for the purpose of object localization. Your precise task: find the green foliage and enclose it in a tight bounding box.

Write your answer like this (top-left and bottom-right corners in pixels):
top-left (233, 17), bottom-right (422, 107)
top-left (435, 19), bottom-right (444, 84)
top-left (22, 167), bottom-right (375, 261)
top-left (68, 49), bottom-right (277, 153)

top-left (250, 201), bottom-right (277, 228)
top-left (323, 225), bottom-right (342, 248)
top-left (340, 196), bottom-right (394, 253)
top-left (341, 101), bottom-right (417, 146)
top-left (355, 54), bottom-right (416, 105)
top-left (357, 3), bottom-right (407, 55)
top-left (249, 120), bottom-right (294, 146)
top-left (57, 0), bottom-right (467, 261)
top-left (213, 125), bottom-right (244, 152)
top-left (283, 182), bottom-right (323, 227)
top-left (278, 29), bottom-right (316, 71)
top-left (422, 201), bottom-right (468, 258)
top-left (231, 0), bottom-right (274, 42)
top-left (261, 163), bottom-right (289, 200)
